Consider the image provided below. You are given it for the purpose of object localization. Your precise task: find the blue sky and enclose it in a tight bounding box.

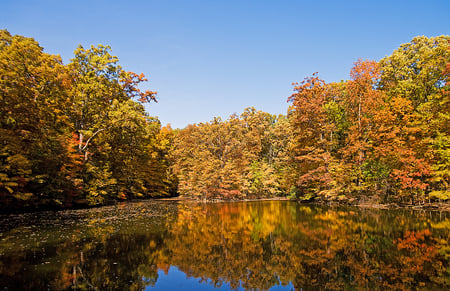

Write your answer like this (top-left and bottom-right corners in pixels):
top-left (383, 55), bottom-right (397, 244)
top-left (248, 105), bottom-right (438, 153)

top-left (1, 0), bottom-right (449, 128)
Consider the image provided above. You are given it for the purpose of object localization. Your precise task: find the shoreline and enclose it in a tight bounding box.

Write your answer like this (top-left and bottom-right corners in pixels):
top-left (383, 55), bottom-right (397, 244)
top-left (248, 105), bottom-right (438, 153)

top-left (2, 196), bottom-right (449, 215)
top-left (156, 196), bottom-right (450, 211)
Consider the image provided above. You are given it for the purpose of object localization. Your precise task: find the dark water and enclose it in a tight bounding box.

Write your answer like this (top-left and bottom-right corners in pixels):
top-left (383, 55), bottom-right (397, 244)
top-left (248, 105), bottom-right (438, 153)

top-left (0, 200), bottom-right (449, 290)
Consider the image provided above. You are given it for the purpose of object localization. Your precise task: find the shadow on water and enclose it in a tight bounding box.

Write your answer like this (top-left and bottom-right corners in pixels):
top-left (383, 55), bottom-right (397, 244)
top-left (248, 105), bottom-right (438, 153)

top-left (1, 200), bottom-right (449, 290)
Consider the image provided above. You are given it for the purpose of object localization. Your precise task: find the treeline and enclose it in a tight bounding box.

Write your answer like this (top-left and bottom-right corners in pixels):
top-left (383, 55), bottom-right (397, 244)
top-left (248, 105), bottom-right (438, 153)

top-left (171, 35), bottom-right (450, 204)
top-left (0, 29), bottom-right (176, 210)
top-left (171, 109), bottom-right (294, 199)
top-left (0, 30), bottom-right (449, 209)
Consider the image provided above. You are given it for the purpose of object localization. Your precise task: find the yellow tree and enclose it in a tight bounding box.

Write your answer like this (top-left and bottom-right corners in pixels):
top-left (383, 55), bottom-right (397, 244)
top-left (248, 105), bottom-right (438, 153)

top-left (0, 29), bottom-right (74, 208)
top-left (240, 108), bottom-right (286, 197)
top-left (68, 44), bottom-right (159, 204)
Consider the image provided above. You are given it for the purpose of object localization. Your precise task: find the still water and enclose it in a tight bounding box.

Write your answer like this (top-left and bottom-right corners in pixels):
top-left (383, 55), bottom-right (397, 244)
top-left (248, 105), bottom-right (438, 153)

top-left (0, 200), bottom-right (449, 290)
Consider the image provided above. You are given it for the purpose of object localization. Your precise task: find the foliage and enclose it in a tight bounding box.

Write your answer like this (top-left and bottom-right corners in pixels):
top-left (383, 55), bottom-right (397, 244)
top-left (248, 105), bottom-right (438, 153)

top-left (1, 30), bottom-right (449, 207)
top-left (171, 108), bottom-right (292, 199)
top-left (0, 29), bottom-right (73, 208)
top-left (286, 36), bottom-right (449, 204)
top-left (0, 30), bottom-right (171, 210)
top-left (171, 35), bottom-right (449, 204)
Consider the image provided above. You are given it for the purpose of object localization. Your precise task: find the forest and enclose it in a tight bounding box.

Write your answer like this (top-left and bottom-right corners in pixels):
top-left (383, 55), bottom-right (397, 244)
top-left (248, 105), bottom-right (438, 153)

top-left (0, 29), bottom-right (449, 210)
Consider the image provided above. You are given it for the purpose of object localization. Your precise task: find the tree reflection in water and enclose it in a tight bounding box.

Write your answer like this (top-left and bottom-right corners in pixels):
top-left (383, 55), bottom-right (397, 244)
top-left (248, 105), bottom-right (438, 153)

top-left (0, 201), bottom-right (449, 290)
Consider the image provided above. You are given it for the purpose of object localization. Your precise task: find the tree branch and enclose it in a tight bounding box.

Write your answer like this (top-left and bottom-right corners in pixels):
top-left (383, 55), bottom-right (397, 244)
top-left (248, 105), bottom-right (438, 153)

top-left (81, 127), bottom-right (109, 152)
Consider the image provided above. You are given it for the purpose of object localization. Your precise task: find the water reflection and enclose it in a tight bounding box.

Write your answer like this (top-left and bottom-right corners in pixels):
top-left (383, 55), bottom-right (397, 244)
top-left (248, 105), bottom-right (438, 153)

top-left (0, 201), bottom-right (449, 290)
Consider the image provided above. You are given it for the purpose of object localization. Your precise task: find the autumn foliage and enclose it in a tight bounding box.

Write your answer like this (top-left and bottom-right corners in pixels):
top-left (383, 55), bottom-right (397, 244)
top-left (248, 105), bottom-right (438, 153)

top-left (286, 36), bottom-right (449, 204)
top-left (171, 35), bottom-right (449, 205)
top-left (0, 30), bottom-right (175, 210)
top-left (0, 29), bottom-right (449, 209)
top-left (170, 109), bottom-right (293, 200)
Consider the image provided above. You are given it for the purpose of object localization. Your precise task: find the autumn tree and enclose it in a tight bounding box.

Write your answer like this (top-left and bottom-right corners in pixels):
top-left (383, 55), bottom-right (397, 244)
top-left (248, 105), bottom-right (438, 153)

top-left (240, 108), bottom-right (289, 196)
top-left (171, 116), bottom-right (247, 199)
top-left (287, 74), bottom-right (338, 200)
top-left (171, 108), bottom-right (291, 200)
top-left (0, 30), bottom-right (170, 209)
top-left (66, 44), bottom-right (166, 204)
top-left (0, 29), bottom-right (76, 208)
top-left (379, 35), bottom-right (450, 202)
top-left (287, 36), bottom-right (449, 204)
top-left (338, 60), bottom-right (386, 199)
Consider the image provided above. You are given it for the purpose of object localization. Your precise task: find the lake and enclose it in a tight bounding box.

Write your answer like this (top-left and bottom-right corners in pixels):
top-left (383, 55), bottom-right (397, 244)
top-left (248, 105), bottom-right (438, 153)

top-left (0, 200), bottom-right (449, 290)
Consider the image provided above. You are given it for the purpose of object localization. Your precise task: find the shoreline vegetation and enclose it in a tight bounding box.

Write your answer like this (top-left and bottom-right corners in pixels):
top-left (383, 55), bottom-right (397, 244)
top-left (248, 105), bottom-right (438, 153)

top-left (1, 30), bottom-right (449, 212)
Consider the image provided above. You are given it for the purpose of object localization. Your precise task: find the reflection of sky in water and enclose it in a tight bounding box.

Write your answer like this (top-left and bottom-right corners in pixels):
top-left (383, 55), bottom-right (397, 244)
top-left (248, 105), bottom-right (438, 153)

top-left (150, 266), bottom-right (294, 291)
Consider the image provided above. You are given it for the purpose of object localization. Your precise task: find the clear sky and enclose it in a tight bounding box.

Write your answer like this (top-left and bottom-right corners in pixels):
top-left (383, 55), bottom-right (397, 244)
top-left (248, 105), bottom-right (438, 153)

top-left (1, 0), bottom-right (449, 128)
